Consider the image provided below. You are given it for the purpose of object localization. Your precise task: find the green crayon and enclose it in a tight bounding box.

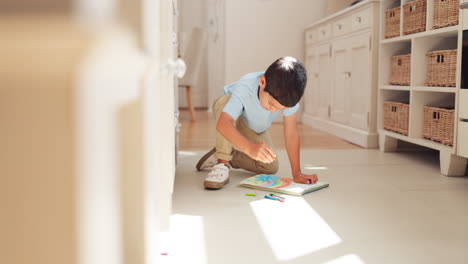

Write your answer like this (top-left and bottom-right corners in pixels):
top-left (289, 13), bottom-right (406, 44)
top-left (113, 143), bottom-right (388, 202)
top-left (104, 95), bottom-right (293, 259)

top-left (270, 193), bottom-right (285, 199)
top-left (245, 193), bottom-right (257, 196)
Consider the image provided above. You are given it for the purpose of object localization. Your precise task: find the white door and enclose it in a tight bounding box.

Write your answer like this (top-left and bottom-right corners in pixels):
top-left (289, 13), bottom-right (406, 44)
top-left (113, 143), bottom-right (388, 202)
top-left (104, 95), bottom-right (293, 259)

top-left (317, 43), bottom-right (331, 119)
top-left (154, 0), bottom-right (178, 231)
top-left (304, 45), bottom-right (319, 116)
top-left (142, 1), bottom-right (179, 262)
top-left (330, 38), bottom-right (351, 124)
top-left (349, 32), bottom-right (371, 131)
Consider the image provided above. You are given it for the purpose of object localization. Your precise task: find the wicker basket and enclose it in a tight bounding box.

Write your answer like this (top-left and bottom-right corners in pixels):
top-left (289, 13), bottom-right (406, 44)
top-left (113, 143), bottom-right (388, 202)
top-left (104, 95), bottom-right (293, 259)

top-left (426, 49), bottom-right (457, 87)
top-left (433, 0), bottom-right (459, 29)
top-left (403, 0), bottom-right (427, 35)
top-left (385, 7), bottom-right (401, 39)
top-left (384, 102), bottom-right (410, 135)
top-left (423, 106), bottom-right (454, 146)
top-left (390, 54), bottom-right (411, 85)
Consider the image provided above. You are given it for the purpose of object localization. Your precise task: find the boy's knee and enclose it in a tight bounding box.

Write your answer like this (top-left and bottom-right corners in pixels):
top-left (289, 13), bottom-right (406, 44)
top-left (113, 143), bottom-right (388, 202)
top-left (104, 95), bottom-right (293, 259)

top-left (259, 159), bottom-right (279, 174)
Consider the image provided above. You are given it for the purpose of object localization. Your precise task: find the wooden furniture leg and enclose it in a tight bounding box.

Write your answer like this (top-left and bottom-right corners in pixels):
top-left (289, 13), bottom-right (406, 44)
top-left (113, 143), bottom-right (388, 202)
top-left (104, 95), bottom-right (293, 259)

top-left (186, 85), bottom-right (195, 121)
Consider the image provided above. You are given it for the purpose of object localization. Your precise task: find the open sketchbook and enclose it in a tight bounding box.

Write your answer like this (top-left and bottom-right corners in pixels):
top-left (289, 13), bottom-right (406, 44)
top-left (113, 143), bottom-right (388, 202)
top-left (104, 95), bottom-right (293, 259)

top-left (240, 174), bottom-right (329, 196)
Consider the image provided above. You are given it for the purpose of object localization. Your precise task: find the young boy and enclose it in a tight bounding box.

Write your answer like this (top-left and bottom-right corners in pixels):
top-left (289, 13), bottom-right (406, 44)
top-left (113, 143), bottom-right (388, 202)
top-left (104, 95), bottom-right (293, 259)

top-left (196, 56), bottom-right (318, 189)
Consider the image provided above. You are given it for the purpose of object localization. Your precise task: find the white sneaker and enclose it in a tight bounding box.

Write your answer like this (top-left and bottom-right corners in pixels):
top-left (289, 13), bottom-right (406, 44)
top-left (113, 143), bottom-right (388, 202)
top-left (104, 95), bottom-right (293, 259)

top-left (196, 148), bottom-right (217, 171)
top-left (204, 163), bottom-right (230, 189)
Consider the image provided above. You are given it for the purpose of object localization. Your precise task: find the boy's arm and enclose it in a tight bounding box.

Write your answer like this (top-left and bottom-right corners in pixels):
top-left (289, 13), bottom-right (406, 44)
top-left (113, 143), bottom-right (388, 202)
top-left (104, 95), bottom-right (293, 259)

top-left (217, 112), bottom-right (276, 164)
top-left (283, 113), bottom-right (318, 184)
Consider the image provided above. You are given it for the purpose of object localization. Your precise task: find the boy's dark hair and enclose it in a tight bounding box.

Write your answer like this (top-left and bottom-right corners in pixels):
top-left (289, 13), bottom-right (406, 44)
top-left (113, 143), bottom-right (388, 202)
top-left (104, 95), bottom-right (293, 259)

top-left (264, 56), bottom-right (307, 107)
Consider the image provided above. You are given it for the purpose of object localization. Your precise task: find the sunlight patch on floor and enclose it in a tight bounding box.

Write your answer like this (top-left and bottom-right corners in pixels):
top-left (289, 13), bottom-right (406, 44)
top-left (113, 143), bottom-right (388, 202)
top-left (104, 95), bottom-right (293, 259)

top-left (178, 151), bottom-right (200, 157)
top-left (304, 165), bottom-right (328, 170)
top-left (169, 214), bottom-right (207, 264)
top-left (323, 254), bottom-right (366, 264)
top-left (249, 196), bottom-right (341, 261)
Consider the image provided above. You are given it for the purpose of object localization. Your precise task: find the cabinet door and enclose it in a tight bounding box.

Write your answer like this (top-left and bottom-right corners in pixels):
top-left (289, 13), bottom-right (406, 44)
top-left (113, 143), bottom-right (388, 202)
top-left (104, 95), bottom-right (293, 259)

top-left (330, 38), bottom-right (351, 124)
top-left (349, 33), bottom-right (371, 131)
top-left (317, 43), bottom-right (331, 119)
top-left (304, 45), bottom-right (319, 116)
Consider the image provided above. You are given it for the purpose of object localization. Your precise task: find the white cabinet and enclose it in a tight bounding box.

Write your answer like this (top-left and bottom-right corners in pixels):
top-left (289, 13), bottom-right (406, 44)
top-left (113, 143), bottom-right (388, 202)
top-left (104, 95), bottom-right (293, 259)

top-left (317, 43), bottom-right (332, 119)
top-left (303, 0), bottom-right (380, 148)
top-left (349, 32), bottom-right (371, 131)
top-left (330, 37), bottom-right (351, 124)
top-left (304, 46), bottom-right (319, 116)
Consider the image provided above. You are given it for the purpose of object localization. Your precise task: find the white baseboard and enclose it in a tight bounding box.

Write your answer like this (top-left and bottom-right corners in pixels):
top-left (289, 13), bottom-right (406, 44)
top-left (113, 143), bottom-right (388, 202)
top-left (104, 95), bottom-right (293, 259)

top-left (302, 113), bottom-right (379, 148)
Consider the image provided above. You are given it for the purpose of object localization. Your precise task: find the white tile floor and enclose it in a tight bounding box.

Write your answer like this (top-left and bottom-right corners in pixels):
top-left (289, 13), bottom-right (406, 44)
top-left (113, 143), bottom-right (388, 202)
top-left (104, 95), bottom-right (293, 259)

top-left (167, 149), bottom-right (468, 264)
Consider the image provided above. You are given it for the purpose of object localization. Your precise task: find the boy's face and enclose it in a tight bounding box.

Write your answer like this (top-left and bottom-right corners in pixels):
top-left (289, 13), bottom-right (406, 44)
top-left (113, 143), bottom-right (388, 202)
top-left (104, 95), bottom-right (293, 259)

top-left (258, 75), bottom-right (288, 113)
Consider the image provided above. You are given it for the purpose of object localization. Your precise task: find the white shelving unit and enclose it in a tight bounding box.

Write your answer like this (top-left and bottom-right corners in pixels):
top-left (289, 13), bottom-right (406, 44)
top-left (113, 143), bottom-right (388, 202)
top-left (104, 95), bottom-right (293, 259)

top-left (378, 0), bottom-right (467, 176)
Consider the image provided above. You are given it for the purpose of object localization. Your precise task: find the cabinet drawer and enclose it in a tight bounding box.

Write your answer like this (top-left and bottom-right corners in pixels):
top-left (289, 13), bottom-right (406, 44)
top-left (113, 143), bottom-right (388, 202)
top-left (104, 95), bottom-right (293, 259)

top-left (333, 17), bottom-right (351, 37)
top-left (457, 121), bottom-right (468, 158)
top-left (305, 28), bottom-right (318, 45)
top-left (460, 90), bottom-right (468, 119)
top-left (318, 24), bottom-right (332, 41)
top-left (351, 7), bottom-right (372, 31)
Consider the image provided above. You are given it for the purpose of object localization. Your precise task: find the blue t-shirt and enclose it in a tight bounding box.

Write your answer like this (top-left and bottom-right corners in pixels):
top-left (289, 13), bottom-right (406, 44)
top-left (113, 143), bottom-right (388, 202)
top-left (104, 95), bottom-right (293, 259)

top-left (222, 72), bottom-right (299, 133)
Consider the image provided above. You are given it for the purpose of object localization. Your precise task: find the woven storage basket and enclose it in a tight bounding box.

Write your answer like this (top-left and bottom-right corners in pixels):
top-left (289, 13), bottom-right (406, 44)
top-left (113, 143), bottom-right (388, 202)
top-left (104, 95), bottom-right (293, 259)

top-left (426, 49), bottom-right (457, 87)
top-left (423, 106), bottom-right (454, 146)
top-left (385, 7), bottom-right (401, 39)
top-left (390, 54), bottom-right (411, 85)
top-left (384, 102), bottom-right (410, 135)
top-left (403, 0), bottom-right (427, 35)
top-left (433, 0), bottom-right (459, 29)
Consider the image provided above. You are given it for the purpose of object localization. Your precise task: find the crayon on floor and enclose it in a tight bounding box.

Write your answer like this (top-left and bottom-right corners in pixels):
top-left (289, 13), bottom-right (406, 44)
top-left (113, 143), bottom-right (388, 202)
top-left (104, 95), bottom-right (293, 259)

top-left (264, 195), bottom-right (279, 201)
top-left (270, 193), bottom-right (285, 199)
top-left (245, 193), bottom-right (257, 196)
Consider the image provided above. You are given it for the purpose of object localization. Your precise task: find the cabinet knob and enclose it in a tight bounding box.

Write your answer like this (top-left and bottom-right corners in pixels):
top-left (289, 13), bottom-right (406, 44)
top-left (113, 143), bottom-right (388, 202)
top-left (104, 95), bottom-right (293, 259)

top-left (356, 16), bottom-right (362, 23)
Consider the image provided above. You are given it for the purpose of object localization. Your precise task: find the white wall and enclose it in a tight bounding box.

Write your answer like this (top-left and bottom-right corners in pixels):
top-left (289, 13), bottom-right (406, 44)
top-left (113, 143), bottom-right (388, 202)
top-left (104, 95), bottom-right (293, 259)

top-left (206, 0), bottom-right (225, 111)
top-left (179, 0), bottom-right (327, 110)
top-left (224, 0), bottom-right (327, 84)
top-left (326, 0), bottom-right (358, 16)
top-left (178, 0), bottom-right (209, 108)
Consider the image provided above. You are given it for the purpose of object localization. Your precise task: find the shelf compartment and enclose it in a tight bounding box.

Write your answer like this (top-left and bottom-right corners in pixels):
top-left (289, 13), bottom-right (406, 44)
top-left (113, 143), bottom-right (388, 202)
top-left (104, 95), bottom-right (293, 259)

top-left (379, 40), bottom-right (412, 86)
top-left (412, 33), bottom-right (458, 87)
top-left (409, 90), bottom-right (455, 139)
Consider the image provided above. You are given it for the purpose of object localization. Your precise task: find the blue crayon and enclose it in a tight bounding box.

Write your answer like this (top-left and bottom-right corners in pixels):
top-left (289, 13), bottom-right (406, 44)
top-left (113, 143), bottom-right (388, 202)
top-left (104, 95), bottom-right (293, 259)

top-left (264, 195), bottom-right (279, 201)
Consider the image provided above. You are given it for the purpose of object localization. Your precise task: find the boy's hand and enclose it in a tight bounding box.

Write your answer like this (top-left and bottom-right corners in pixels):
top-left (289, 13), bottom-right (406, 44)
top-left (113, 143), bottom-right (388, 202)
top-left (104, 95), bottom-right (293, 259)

top-left (247, 141), bottom-right (276, 164)
top-left (292, 172), bottom-right (318, 184)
